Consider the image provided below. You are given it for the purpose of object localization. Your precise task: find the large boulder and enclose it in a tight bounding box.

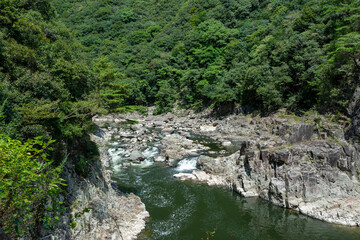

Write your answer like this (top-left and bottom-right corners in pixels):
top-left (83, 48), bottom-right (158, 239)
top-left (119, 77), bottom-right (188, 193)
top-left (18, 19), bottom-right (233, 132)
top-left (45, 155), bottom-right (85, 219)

top-left (160, 134), bottom-right (206, 162)
top-left (129, 150), bottom-right (145, 163)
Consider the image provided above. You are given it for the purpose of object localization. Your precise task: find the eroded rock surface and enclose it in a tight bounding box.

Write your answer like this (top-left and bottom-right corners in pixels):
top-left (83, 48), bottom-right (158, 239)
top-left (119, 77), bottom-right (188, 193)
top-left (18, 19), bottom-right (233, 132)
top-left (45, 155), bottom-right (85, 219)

top-left (191, 117), bottom-right (360, 226)
top-left (48, 120), bottom-right (149, 240)
top-left (91, 109), bottom-right (360, 227)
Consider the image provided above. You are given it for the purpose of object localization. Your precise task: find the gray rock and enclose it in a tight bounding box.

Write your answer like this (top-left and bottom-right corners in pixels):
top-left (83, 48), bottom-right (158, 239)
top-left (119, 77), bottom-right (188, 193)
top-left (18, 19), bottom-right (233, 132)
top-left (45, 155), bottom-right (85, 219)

top-left (200, 125), bottom-right (217, 132)
top-left (46, 129), bottom-right (149, 240)
top-left (160, 134), bottom-right (205, 161)
top-left (222, 141), bottom-right (232, 147)
top-left (130, 124), bottom-right (143, 131)
top-left (129, 150), bottom-right (145, 163)
top-left (154, 121), bottom-right (164, 127)
top-left (288, 124), bottom-right (314, 143)
top-left (161, 127), bottom-right (175, 134)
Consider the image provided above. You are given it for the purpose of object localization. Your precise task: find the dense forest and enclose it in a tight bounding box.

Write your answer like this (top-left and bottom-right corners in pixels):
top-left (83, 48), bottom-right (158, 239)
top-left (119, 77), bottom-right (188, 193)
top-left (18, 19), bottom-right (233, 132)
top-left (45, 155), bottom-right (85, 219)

top-left (0, 0), bottom-right (359, 238)
top-left (54, 0), bottom-right (360, 114)
top-left (0, 0), bottom-right (100, 237)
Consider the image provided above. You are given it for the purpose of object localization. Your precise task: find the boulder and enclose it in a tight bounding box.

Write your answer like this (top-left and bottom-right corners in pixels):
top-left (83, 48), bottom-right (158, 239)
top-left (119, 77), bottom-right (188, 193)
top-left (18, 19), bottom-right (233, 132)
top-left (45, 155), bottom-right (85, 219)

top-left (173, 173), bottom-right (197, 181)
top-left (161, 127), bottom-right (175, 134)
top-left (129, 150), bottom-right (145, 163)
top-left (222, 141), bottom-right (232, 147)
top-left (200, 125), bottom-right (217, 132)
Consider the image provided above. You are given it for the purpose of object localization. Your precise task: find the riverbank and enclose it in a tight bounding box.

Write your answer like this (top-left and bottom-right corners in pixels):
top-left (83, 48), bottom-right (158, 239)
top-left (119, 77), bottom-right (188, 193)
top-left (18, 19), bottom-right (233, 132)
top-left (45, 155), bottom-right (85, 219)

top-left (94, 108), bottom-right (360, 227)
top-left (48, 125), bottom-right (149, 240)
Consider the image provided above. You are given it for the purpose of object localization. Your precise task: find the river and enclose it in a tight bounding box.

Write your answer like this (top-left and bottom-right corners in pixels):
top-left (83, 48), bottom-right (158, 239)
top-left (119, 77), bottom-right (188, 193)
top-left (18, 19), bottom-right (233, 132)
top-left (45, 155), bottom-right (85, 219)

top-left (107, 130), bottom-right (360, 240)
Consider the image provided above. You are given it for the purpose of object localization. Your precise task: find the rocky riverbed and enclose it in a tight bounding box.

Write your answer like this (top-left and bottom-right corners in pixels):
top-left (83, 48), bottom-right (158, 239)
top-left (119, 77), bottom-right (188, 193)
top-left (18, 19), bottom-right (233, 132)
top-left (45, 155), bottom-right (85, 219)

top-left (94, 108), bottom-right (360, 227)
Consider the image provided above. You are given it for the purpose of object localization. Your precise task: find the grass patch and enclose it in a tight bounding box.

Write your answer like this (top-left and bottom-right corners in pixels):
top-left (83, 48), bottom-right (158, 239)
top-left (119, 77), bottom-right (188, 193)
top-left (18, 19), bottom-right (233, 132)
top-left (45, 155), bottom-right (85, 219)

top-left (122, 119), bottom-right (139, 125)
top-left (113, 105), bottom-right (147, 115)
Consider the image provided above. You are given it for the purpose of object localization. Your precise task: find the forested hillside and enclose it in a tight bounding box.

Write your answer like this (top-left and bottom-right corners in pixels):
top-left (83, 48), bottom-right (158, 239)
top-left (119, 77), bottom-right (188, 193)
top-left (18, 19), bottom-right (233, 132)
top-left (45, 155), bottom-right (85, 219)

top-left (0, 0), bottom-right (100, 238)
top-left (1, 0), bottom-right (360, 238)
top-left (54, 0), bottom-right (360, 114)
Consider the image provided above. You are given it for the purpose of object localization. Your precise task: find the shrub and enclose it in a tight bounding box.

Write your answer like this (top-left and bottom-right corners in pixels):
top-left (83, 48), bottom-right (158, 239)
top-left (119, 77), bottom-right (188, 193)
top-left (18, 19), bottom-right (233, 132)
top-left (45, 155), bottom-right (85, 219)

top-left (0, 135), bottom-right (65, 238)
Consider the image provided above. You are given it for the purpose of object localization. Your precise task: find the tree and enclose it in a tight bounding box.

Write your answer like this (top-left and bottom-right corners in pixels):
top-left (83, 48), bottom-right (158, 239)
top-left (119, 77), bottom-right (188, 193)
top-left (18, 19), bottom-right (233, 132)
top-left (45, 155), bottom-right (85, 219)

top-left (0, 135), bottom-right (65, 238)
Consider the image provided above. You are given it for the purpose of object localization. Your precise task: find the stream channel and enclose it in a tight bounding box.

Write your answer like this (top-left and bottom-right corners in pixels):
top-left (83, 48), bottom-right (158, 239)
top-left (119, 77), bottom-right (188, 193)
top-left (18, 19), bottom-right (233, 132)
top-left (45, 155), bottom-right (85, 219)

top-left (107, 128), bottom-right (360, 240)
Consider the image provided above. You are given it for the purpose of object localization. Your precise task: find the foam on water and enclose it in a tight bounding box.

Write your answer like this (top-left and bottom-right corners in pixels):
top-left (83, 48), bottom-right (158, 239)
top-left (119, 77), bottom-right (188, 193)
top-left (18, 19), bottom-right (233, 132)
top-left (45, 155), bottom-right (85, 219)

top-left (108, 147), bottom-right (126, 164)
top-left (175, 157), bottom-right (198, 172)
top-left (112, 164), bottom-right (124, 173)
top-left (132, 159), bottom-right (154, 168)
top-left (108, 141), bottom-right (121, 147)
top-left (142, 146), bottom-right (159, 158)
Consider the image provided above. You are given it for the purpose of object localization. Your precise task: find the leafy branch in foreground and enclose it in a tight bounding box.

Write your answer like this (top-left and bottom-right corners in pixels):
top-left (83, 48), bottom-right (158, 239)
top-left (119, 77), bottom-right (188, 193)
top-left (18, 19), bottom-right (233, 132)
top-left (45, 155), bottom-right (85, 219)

top-left (0, 135), bottom-right (66, 238)
top-left (201, 228), bottom-right (216, 240)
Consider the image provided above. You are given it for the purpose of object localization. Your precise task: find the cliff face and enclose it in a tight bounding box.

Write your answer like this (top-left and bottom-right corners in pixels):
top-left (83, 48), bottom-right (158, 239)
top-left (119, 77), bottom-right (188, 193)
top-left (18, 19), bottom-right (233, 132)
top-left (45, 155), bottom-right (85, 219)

top-left (191, 117), bottom-right (360, 226)
top-left (197, 134), bottom-right (360, 225)
top-left (46, 125), bottom-right (149, 240)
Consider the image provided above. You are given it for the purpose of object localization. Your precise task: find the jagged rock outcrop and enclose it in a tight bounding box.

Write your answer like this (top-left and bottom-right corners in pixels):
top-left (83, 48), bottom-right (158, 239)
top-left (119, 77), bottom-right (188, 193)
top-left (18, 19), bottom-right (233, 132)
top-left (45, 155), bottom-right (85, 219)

top-left (193, 121), bottom-right (360, 226)
top-left (47, 121), bottom-right (149, 240)
top-left (160, 134), bottom-right (207, 164)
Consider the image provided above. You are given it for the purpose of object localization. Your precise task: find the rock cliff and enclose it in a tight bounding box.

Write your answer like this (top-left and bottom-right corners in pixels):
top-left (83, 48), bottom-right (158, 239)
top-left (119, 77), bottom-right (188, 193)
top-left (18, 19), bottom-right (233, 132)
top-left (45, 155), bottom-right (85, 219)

top-left (191, 116), bottom-right (360, 226)
top-left (46, 121), bottom-right (149, 240)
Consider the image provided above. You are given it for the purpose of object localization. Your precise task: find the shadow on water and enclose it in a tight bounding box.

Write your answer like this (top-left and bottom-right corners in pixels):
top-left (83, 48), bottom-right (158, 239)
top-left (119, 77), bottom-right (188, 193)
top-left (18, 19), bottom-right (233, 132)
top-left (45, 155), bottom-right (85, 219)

top-left (111, 163), bottom-right (360, 240)
top-left (188, 133), bottom-right (227, 160)
top-left (188, 132), bottom-right (242, 157)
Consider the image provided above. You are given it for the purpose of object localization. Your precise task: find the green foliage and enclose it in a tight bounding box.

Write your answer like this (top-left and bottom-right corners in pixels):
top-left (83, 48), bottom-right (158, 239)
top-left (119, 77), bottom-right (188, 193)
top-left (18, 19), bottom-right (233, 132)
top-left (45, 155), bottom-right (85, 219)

top-left (52, 0), bottom-right (360, 114)
top-left (115, 105), bottom-right (147, 115)
top-left (2, 0), bottom-right (359, 121)
top-left (154, 80), bottom-right (177, 114)
top-left (0, 0), bottom-right (101, 141)
top-left (312, 0), bottom-right (360, 111)
top-left (201, 228), bottom-right (216, 240)
top-left (0, 135), bottom-right (65, 238)
top-left (0, 2), bottom-right (104, 238)
top-left (92, 56), bottom-right (134, 111)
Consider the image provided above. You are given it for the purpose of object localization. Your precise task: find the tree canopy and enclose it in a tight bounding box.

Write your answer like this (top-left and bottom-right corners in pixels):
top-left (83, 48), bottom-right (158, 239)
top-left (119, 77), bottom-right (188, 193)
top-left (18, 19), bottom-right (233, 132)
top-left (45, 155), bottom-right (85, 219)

top-left (53, 0), bottom-right (360, 114)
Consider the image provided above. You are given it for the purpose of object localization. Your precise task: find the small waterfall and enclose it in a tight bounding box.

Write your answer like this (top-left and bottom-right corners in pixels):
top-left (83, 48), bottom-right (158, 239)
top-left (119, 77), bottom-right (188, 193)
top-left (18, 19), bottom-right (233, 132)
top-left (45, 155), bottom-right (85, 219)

top-left (108, 147), bottom-right (126, 163)
top-left (175, 157), bottom-right (198, 172)
top-left (142, 146), bottom-right (159, 159)
top-left (131, 159), bottom-right (154, 168)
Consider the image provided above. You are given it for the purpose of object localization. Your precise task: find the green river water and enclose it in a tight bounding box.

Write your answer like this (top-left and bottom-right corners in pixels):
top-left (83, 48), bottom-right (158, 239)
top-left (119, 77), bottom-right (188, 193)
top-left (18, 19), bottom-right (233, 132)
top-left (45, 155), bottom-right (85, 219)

top-left (108, 133), bottom-right (360, 240)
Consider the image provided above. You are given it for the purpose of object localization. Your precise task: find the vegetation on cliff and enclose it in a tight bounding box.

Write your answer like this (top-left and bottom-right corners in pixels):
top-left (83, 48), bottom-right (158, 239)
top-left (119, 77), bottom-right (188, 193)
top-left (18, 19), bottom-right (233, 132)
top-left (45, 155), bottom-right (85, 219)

top-left (0, 0), bottom-right (97, 237)
top-left (0, 135), bottom-right (65, 238)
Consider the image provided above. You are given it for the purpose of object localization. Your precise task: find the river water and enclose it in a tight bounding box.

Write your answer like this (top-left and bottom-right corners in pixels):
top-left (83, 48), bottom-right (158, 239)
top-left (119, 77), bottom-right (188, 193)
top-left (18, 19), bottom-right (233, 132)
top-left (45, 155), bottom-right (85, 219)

top-left (108, 133), bottom-right (360, 240)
